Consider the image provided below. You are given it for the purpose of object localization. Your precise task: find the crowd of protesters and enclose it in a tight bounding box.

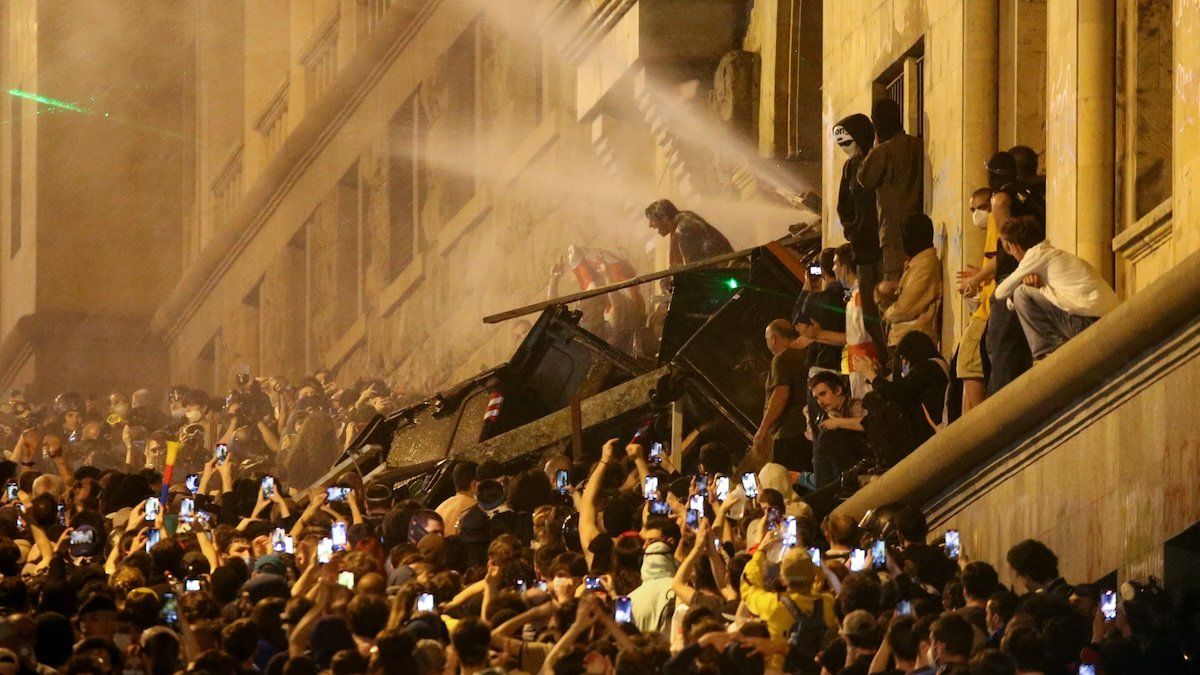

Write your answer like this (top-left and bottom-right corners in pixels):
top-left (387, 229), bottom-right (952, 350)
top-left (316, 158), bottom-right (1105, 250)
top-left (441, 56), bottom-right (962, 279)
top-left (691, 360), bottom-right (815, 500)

top-left (0, 378), bottom-right (1192, 675)
top-left (747, 100), bottom-right (1119, 494)
top-left (0, 81), bottom-right (1140, 675)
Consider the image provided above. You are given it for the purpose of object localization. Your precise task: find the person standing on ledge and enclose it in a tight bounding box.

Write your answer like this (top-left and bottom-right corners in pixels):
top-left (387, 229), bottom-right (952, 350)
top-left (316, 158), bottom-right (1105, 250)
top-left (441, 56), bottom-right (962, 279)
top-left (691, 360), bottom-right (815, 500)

top-left (645, 199), bottom-right (734, 266)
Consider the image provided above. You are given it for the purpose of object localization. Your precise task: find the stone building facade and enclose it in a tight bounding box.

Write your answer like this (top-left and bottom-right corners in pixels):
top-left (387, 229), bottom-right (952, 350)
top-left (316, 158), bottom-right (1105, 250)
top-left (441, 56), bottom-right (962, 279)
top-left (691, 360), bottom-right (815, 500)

top-left (823, 0), bottom-right (1200, 590)
top-left (0, 1), bottom-right (189, 399)
top-left (150, 0), bottom-right (825, 399)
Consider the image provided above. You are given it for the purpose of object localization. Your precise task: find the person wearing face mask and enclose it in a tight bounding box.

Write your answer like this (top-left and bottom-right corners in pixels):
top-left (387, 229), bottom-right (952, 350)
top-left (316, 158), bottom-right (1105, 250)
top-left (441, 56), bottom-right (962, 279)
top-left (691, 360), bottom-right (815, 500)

top-left (879, 213), bottom-right (942, 354)
top-left (834, 114), bottom-right (888, 355)
top-left (858, 98), bottom-right (924, 282)
top-left (855, 330), bottom-right (949, 466)
top-left (925, 614), bottom-right (974, 673)
top-left (951, 187), bottom-right (995, 417)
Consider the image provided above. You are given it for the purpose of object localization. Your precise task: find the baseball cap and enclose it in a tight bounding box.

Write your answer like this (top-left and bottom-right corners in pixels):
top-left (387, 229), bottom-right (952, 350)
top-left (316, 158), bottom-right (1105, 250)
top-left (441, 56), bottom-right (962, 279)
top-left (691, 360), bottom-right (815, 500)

top-left (780, 547), bottom-right (818, 588)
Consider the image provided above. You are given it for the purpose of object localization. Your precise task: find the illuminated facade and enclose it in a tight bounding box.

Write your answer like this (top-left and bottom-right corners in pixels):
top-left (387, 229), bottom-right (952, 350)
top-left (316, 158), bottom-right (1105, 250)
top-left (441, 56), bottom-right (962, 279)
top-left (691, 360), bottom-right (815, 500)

top-left (151, 0), bottom-right (824, 398)
top-left (0, 2), bottom-right (189, 399)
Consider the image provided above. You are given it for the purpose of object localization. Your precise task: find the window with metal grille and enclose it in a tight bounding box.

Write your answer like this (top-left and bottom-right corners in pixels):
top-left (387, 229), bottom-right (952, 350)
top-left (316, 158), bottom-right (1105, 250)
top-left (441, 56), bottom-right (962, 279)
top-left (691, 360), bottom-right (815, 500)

top-left (873, 39), bottom-right (925, 139)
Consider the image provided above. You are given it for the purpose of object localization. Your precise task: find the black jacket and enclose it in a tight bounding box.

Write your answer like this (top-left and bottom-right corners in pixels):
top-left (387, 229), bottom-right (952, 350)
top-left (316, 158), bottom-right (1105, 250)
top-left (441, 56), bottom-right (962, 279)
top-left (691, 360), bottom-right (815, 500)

top-left (835, 114), bottom-right (881, 264)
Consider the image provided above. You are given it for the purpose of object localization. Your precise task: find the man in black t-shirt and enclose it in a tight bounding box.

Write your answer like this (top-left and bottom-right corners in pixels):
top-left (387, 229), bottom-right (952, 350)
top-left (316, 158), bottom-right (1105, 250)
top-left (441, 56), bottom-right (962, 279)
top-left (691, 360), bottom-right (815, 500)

top-left (752, 320), bottom-right (811, 471)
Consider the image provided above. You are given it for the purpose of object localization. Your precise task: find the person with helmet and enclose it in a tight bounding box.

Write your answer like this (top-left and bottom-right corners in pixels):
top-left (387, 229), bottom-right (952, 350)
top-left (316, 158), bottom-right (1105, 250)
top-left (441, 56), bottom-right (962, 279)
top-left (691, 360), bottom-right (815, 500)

top-left (53, 392), bottom-right (85, 445)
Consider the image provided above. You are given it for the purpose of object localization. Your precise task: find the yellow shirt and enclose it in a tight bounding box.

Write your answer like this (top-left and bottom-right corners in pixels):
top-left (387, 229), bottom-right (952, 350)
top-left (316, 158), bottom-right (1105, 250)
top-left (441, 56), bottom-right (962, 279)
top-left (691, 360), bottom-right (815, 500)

top-left (972, 213), bottom-right (999, 321)
top-left (739, 549), bottom-right (838, 649)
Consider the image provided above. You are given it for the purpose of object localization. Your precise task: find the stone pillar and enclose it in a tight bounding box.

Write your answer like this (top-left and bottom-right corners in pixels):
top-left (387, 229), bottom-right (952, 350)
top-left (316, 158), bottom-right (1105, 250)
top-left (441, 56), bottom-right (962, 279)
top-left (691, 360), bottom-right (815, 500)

top-left (1173, 0), bottom-right (1200, 260)
top-left (1045, 0), bottom-right (1115, 279)
top-left (958, 0), bottom-right (999, 332)
top-left (998, 0), bottom-right (1047, 153)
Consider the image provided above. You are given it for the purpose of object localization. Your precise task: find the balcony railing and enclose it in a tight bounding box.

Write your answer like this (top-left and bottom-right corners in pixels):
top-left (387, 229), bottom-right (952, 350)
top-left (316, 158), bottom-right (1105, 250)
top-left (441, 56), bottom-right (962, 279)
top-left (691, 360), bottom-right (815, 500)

top-left (210, 145), bottom-right (245, 234)
top-left (301, 11), bottom-right (340, 108)
top-left (361, 0), bottom-right (393, 38)
top-left (255, 78), bottom-right (290, 164)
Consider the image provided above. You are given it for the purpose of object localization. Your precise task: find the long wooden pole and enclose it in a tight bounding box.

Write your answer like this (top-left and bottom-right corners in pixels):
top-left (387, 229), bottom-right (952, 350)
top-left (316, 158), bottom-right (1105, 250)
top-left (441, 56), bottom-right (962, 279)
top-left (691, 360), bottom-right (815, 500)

top-left (481, 232), bottom-right (812, 324)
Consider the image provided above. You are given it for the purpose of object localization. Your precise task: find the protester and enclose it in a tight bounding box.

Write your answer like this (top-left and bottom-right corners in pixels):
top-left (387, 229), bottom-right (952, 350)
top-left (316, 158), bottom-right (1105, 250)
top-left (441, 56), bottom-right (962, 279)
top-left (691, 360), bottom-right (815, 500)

top-left (0, 367), bottom-right (1185, 675)
top-left (752, 320), bottom-right (812, 472)
top-left (858, 99), bottom-right (924, 281)
top-left (953, 187), bottom-right (995, 416)
top-left (856, 331), bottom-right (949, 466)
top-left (994, 215), bottom-right (1118, 361)
top-left (800, 245), bottom-right (880, 400)
top-left (804, 371), bottom-right (869, 491)
top-left (879, 213), bottom-right (943, 351)
top-left (834, 114), bottom-right (888, 353)
top-left (644, 199), bottom-right (734, 265)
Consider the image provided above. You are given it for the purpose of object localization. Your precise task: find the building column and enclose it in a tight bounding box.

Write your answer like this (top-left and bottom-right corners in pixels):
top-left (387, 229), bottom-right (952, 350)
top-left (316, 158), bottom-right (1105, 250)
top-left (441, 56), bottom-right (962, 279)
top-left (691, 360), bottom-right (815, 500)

top-left (997, 0), bottom-right (1047, 153)
top-left (952, 0), bottom-right (999, 339)
top-left (1045, 0), bottom-right (1116, 279)
top-left (1173, 0), bottom-right (1200, 259)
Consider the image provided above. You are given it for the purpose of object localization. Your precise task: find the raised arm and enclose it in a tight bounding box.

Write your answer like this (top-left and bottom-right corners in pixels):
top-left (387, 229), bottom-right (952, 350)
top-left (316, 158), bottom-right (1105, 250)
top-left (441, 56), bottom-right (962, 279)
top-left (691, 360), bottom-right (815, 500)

top-left (672, 519), bottom-right (709, 606)
top-left (541, 597), bottom-right (598, 675)
top-left (579, 438), bottom-right (619, 567)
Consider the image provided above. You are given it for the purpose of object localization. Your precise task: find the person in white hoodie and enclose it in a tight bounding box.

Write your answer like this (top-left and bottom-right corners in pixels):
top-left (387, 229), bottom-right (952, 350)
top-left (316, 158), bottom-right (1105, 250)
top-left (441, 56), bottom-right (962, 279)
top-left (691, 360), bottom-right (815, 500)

top-left (629, 517), bottom-right (680, 634)
top-left (994, 214), bottom-right (1117, 360)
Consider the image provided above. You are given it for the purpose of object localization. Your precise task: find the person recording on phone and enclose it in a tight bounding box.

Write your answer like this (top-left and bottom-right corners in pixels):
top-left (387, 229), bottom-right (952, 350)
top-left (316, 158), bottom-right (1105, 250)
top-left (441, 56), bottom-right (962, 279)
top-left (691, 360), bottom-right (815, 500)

top-left (739, 527), bottom-right (837, 670)
top-left (890, 506), bottom-right (957, 598)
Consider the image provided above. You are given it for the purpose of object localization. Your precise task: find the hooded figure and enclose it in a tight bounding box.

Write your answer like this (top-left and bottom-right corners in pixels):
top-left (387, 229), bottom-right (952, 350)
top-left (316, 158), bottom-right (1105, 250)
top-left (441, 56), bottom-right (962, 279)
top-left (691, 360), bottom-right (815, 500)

top-left (834, 114), bottom-right (881, 266)
top-left (859, 99), bottom-right (924, 278)
top-left (883, 214), bottom-right (942, 347)
top-left (628, 541), bottom-right (678, 634)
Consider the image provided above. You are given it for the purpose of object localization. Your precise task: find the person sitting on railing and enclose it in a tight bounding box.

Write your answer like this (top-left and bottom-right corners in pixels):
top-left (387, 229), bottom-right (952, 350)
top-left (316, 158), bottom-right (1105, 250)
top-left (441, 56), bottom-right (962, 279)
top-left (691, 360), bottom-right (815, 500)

top-left (803, 371), bottom-right (869, 490)
top-left (994, 214), bottom-right (1118, 362)
top-left (877, 213), bottom-right (943, 355)
top-left (854, 331), bottom-right (949, 467)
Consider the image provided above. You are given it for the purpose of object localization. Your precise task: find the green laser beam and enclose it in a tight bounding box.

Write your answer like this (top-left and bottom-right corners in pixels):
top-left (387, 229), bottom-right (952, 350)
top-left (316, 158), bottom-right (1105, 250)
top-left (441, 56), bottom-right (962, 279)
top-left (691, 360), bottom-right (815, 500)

top-left (8, 88), bottom-right (89, 113)
top-left (6, 88), bottom-right (192, 142)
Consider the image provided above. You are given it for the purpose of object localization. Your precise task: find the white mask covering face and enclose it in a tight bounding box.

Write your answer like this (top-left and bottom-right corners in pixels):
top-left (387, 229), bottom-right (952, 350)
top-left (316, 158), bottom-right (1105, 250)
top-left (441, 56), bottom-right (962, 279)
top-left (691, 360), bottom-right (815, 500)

top-left (972, 208), bottom-right (990, 230)
top-left (833, 125), bottom-right (855, 157)
top-left (185, 409), bottom-right (203, 423)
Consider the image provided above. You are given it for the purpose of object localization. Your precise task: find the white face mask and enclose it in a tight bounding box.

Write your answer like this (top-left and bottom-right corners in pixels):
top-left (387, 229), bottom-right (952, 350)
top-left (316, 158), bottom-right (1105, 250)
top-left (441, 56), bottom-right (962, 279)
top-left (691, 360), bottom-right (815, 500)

top-left (185, 409), bottom-right (203, 423)
top-left (171, 408), bottom-right (186, 419)
top-left (833, 126), bottom-right (855, 156)
top-left (972, 208), bottom-right (990, 230)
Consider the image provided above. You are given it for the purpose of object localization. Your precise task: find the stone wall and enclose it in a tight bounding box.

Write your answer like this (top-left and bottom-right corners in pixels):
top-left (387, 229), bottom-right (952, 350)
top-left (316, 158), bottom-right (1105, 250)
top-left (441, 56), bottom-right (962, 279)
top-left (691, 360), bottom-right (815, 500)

top-left (821, 0), bottom-right (994, 345)
top-left (168, 2), bottom-right (663, 395)
top-left (931, 322), bottom-right (1200, 586)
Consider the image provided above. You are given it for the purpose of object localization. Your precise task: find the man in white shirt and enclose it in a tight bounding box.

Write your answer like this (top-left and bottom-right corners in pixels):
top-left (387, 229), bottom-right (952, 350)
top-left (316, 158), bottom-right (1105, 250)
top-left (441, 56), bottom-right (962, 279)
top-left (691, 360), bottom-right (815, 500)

top-left (994, 215), bottom-right (1118, 360)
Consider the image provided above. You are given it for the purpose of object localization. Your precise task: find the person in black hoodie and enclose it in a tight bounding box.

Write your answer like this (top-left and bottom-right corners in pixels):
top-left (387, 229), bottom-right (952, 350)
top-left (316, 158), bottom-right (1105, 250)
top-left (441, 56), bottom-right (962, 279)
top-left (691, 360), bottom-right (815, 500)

top-left (834, 114), bottom-right (887, 354)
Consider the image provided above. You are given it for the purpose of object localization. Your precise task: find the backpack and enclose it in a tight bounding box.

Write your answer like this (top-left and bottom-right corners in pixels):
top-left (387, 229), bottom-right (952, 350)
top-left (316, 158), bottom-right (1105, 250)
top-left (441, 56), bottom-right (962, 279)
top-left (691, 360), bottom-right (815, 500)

top-left (781, 596), bottom-right (826, 674)
top-left (654, 590), bottom-right (676, 633)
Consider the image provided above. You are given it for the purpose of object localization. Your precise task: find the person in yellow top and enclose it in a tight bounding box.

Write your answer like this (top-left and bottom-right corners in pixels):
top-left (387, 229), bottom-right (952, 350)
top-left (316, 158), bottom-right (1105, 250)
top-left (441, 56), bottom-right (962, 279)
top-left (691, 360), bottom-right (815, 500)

top-left (740, 528), bottom-right (838, 671)
top-left (954, 187), bottom-right (995, 414)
